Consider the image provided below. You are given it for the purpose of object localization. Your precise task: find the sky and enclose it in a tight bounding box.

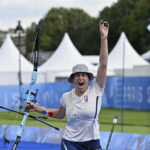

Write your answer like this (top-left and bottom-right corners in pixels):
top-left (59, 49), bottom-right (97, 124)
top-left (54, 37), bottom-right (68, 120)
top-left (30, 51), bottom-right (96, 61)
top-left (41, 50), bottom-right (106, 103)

top-left (0, 0), bottom-right (118, 30)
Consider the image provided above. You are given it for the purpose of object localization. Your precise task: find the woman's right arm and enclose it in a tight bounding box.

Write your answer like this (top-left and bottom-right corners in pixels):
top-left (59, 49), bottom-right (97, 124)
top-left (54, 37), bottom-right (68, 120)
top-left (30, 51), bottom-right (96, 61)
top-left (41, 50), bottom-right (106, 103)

top-left (25, 104), bottom-right (66, 119)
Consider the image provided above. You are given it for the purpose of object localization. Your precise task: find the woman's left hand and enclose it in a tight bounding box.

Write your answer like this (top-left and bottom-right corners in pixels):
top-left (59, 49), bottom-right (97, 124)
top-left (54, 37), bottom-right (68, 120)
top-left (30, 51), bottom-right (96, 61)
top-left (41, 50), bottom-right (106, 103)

top-left (99, 20), bottom-right (109, 38)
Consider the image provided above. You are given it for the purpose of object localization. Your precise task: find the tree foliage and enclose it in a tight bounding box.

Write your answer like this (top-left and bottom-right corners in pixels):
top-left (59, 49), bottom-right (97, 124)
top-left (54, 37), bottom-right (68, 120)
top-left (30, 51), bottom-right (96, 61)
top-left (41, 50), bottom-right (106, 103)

top-left (26, 8), bottom-right (98, 56)
top-left (99, 0), bottom-right (150, 54)
top-left (26, 0), bottom-right (150, 57)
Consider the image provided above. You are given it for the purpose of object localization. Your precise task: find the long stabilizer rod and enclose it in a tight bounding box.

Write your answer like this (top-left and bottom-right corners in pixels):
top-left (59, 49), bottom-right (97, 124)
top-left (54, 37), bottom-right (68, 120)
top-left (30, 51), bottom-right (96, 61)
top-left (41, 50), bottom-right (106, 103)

top-left (106, 115), bottom-right (118, 150)
top-left (0, 106), bottom-right (59, 130)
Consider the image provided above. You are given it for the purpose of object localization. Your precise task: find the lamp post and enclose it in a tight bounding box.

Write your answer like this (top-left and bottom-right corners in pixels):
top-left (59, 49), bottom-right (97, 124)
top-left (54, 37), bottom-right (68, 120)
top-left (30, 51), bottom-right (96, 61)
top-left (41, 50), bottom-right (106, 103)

top-left (15, 20), bottom-right (24, 109)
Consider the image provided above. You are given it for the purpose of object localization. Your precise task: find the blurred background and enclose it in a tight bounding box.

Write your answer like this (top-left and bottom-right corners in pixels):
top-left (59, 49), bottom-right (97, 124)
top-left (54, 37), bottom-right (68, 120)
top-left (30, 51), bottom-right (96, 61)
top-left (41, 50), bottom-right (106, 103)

top-left (0, 0), bottom-right (150, 150)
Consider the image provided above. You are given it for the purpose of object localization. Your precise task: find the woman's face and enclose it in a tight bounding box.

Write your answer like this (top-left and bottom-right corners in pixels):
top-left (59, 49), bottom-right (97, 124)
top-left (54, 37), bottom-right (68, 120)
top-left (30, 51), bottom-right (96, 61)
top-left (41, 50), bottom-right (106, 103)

top-left (72, 73), bottom-right (89, 94)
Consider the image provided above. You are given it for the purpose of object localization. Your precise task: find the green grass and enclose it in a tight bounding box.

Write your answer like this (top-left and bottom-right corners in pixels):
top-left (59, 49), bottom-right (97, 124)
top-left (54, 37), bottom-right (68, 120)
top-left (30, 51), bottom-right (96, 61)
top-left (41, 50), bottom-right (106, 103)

top-left (0, 108), bottom-right (150, 134)
top-left (100, 108), bottom-right (150, 134)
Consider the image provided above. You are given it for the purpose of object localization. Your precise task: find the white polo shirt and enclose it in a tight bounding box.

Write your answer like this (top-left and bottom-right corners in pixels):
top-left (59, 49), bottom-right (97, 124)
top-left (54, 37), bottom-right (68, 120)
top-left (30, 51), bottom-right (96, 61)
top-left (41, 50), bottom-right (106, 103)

top-left (60, 81), bottom-right (104, 142)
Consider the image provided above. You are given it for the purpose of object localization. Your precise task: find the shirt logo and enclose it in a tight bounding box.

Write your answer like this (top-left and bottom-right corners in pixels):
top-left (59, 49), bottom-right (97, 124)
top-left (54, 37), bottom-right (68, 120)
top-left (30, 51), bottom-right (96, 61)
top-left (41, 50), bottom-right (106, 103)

top-left (84, 95), bottom-right (88, 102)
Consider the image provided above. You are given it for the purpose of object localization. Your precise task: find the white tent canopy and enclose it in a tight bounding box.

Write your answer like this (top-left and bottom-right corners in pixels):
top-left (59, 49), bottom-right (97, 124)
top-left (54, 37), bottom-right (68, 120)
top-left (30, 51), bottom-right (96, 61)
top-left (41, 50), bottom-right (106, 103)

top-left (39, 33), bottom-right (96, 71)
top-left (39, 33), bottom-right (101, 81)
top-left (108, 32), bottom-right (149, 70)
top-left (0, 34), bottom-right (35, 85)
top-left (141, 50), bottom-right (150, 62)
top-left (83, 55), bottom-right (99, 66)
top-left (0, 34), bottom-right (33, 72)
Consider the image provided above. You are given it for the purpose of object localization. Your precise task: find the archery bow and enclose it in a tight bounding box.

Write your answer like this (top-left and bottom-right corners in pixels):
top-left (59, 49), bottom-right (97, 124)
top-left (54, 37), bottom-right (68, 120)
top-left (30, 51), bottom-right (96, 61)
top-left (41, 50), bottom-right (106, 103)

top-left (11, 23), bottom-right (59, 150)
top-left (11, 22), bottom-right (40, 150)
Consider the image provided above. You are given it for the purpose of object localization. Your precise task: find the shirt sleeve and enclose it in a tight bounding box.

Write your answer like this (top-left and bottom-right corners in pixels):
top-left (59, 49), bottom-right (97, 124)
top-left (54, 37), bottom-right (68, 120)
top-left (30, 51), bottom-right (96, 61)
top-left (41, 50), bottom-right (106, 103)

top-left (95, 81), bottom-right (105, 91)
top-left (60, 93), bottom-right (66, 108)
top-left (90, 81), bottom-right (105, 96)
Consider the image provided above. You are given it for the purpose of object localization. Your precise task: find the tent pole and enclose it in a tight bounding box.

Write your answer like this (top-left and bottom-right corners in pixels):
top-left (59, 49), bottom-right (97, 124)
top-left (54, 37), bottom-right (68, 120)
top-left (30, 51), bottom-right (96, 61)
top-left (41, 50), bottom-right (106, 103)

top-left (121, 34), bottom-right (125, 133)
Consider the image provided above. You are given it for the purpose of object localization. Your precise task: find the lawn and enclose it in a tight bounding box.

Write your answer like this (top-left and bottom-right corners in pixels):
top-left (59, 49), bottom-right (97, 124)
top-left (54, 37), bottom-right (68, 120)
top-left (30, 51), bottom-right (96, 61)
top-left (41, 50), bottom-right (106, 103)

top-left (0, 108), bottom-right (150, 134)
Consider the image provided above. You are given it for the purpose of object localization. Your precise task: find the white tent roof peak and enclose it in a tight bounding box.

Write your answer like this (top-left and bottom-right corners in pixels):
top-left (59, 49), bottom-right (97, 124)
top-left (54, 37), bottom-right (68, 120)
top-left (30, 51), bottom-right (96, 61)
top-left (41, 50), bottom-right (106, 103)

top-left (56, 32), bottom-right (82, 56)
top-left (108, 32), bottom-right (148, 69)
top-left (0, 34), bottom-right (32, 72)
top-left (39, 32), bottom-right (96, 72)
top-left (141, 50), bottom-right (150, 61)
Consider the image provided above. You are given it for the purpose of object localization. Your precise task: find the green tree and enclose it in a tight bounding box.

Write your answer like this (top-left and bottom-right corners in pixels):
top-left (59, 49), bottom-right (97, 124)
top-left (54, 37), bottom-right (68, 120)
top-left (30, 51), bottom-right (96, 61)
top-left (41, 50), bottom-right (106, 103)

top-left (26, 8), bottom-right (98, 56)
top-left (26, 0), bottom-right (150, 57)
top-left (123, 0), bottom-right (150, 54)
top-left (99, 0), bottom-right (139, 51)
top-left (99, 0), bottom-right (150, 54)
